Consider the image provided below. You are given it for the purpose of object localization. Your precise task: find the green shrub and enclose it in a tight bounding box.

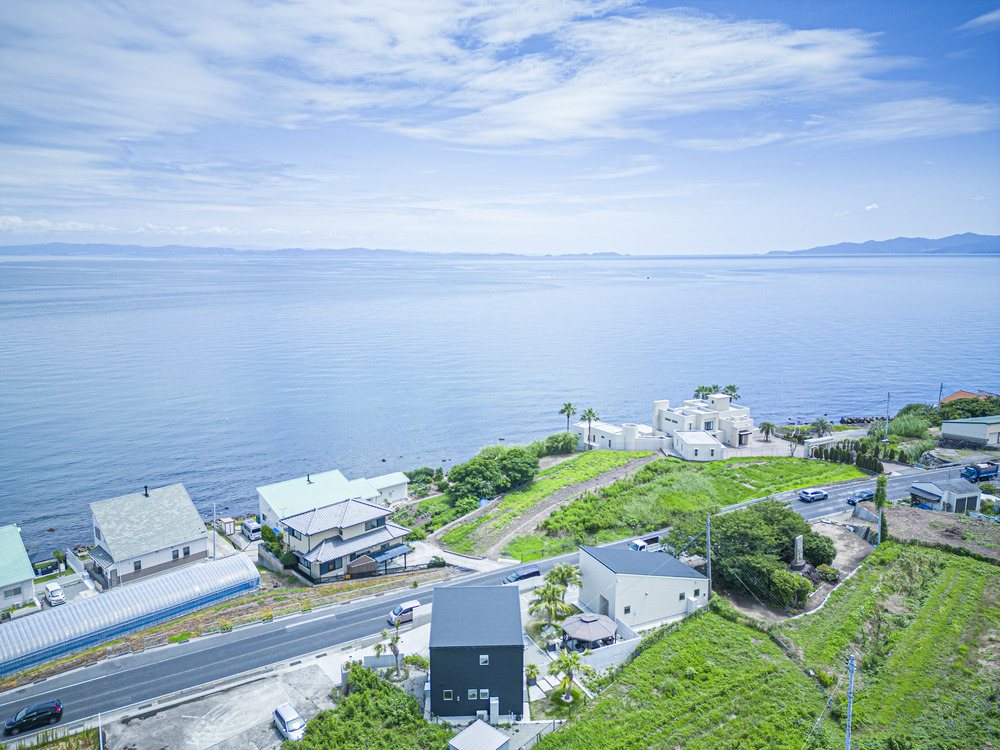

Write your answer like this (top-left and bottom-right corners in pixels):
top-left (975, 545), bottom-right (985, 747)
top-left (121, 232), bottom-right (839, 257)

top-left (427, 556), bottom-right (446, 568)
top-left (816, 564), bottom-right (840, 583)
top-left (279, 549), bottom-right (298, 567)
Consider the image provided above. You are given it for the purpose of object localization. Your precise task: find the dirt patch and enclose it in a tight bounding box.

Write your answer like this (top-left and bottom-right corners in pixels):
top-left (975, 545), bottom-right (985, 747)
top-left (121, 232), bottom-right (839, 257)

top-left (726, 518), bottom-right (873, 624)
top-left (864, 502), bottom-right (1000, 560)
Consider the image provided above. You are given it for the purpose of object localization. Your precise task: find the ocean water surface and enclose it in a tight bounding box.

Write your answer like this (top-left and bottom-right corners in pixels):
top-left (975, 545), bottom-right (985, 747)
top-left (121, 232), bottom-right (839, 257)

top-left (1, 253), bottom-right (998, 555)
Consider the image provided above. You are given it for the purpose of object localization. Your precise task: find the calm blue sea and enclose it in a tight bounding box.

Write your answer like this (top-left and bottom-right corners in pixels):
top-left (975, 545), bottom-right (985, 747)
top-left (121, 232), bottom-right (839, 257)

top-left (1, 253), bottom-right (998, 556)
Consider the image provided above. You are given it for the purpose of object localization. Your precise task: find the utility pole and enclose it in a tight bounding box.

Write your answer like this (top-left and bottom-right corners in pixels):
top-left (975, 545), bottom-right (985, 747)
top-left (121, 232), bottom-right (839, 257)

top-left (937, 382), bottom-right (944, 411)
top-left (845, 653), bottom-right (855, 750)
top-left (885, 392), bottom-right (890, 439)
top-left (212, 502), bottom-right (217, 560)
top-left (877, 508), bottom-right (882, 547)
top-left (706, 512), bottom-right (712, 600)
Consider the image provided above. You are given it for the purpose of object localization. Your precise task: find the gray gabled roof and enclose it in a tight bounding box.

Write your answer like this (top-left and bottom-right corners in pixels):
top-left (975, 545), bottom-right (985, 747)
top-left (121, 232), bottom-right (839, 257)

top-left (449, 719), bottom-right (510, 750)
top-left (0, 525), bottom-right (34, 587)
top-left (282, 498), bottom-right (391, 536)
top-left (90, 484), bottom-right (208, 563)
top-left (581, 546), bottom-right (707, 580)
top-left (912, 480), bottom-right (981, 499)
top-left (430, 586), bottom-right (522, 648)
top-left (942, 415), bottom-right (1000, 425)
top-left (299, 521), bottom-right (410, 564)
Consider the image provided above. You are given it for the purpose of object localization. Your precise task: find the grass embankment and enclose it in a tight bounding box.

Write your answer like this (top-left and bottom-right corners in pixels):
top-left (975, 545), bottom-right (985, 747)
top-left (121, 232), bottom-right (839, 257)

top-left (537, 544), bottom-right (1000, 749)
top-left (438, 451), bottom-right (652, 554)
top-left (535, 610), bottom-right (831, 750)
top-left (506, 457), bottom-right (864, 560)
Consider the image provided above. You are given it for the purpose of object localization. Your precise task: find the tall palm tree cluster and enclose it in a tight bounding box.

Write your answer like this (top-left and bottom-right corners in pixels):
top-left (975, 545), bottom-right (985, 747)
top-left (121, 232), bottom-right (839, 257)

top-left (559, 403), bottom-right (599, 449)
top-left (693, 384), bottom-right (740, 400)
top-left (527, 564), bottom-right (593, 702)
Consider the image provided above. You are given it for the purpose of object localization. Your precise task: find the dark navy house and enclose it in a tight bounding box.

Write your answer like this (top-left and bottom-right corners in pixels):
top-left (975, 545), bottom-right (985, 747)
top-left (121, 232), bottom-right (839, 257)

top-left (430, 586), bottom-right (523, 721)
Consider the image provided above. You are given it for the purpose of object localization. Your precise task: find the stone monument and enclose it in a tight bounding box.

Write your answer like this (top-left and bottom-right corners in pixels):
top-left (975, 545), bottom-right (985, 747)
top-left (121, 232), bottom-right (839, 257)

top-left (791, 534), bottom-right (805, 570)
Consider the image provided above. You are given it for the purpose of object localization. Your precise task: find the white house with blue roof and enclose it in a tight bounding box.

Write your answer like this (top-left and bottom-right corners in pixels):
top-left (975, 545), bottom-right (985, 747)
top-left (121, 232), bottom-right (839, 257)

top-left (579, 546), bottom-right (708, 630)
top-left (0, 524), bottom-right (35, 609)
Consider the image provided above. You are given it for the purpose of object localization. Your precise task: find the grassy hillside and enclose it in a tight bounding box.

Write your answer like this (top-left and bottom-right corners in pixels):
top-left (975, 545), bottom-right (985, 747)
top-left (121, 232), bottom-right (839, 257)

top-left (507, 457), bottom-right (864, 560)
top-left (536, 544), bottom-right (1000, 749)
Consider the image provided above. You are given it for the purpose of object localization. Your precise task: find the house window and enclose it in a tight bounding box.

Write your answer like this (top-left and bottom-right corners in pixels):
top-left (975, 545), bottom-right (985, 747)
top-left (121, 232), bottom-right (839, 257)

top-left (480, 689), bottom-right (490, 700)
top-left (134, 561), bottom-right (142, 572)
top-left (710, 450), bottom-right (715, 457)
top-left (443, 690), bottom-right (453, 701)
top-left (172, 549), bottom-right (179, 560)
top-left (694, 449), bottom-right (699, 457)
top-left (624, 606), bottom-right (631, 615)
top-left (705, 421), bottom-right (714, 431)
top-left (95, 526), bottom-right (101, 540)
top-left (333, 557), bottom-right (343, 570)
top-left (183, 546), bottom-right (190, 557)
top-left (480, 654), bottom-right (489, 666)
top-left (365, 517), bottom-right (386, 531)
top-left (467, 689), bottom-right (478, 700)
top-left (4, 587), bottom-right (21, 599)
top-left (678, 592), bottom-right (684, 601)
top-left (290, 529), bottom-right (301, 540)
top-left (694, 589), bottom-right (700, 597)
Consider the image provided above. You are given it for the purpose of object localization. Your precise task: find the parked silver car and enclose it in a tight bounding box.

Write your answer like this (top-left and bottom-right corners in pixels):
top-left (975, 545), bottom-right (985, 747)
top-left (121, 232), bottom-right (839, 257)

top-left (273, 703), bottom-right (306, 741)
top-left (798, 488), bottom-right (828, 502)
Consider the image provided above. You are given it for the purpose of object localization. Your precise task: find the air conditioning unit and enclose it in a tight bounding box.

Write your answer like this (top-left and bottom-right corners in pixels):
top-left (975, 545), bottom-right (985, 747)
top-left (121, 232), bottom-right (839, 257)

top-left (476, 710), bottom-right (489, 721)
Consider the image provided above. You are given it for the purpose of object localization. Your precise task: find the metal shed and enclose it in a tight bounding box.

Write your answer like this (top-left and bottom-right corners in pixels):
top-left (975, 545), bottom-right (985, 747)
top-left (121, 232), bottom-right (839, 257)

top-left (0, 554), bottom-right (259, 677)
top-left (449, 719), bottom-right (510, 750)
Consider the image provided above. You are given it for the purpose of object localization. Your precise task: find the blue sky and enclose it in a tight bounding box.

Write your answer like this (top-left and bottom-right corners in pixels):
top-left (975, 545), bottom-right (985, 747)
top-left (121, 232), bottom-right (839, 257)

top-left (1, 1), bottom-right (998, 254)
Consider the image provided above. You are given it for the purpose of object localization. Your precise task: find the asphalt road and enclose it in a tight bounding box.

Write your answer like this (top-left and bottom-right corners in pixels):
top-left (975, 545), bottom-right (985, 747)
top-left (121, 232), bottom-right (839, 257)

top-left (0, 463), bottom-right (967, 736)
top-left (0, 559), bottom-right (571, 737)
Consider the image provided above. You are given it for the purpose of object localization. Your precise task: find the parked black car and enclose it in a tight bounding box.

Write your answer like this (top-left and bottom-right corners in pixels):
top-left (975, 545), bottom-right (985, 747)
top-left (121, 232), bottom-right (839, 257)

top-left (847, 490), bottom-right (874, 506)
top-left (3, 700), bottom-right (62, 736)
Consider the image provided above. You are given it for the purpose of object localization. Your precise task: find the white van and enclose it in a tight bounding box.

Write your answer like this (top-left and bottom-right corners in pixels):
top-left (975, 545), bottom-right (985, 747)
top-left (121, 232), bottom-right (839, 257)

top-left (44, 582), bottom-right (66, 606)
top-left (388, 600), bottom-right (421, 626)
top-left (242, 520), bottom-right (262, 541)
top-left (628, 538), bottom-right (648, 552)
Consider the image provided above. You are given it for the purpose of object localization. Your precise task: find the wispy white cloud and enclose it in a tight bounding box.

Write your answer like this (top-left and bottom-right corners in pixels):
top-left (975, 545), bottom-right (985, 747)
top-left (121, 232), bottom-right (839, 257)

top-left (0, 216), bottom-right (118, 233)
top-left (865, 203), bottom-right (879, 211)
top-left (956, 8), bottom-right (1000, 33)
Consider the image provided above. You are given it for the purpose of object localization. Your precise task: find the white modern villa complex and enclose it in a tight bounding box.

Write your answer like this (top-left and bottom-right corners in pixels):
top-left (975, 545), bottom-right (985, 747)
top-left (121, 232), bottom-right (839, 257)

top-left (573, 393), bottom-right (755, 462)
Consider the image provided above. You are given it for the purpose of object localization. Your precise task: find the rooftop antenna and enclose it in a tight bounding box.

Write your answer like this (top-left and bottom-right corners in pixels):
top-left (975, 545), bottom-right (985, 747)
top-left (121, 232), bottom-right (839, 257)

top-left (306, 474), bottom-right (312, 484)
top-left (144, 486), bottom-right (149, 497)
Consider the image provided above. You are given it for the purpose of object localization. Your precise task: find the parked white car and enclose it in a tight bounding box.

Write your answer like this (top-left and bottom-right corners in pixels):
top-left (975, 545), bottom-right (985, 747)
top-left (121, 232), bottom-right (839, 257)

top-left (44, 582), bottom-right (66, 606)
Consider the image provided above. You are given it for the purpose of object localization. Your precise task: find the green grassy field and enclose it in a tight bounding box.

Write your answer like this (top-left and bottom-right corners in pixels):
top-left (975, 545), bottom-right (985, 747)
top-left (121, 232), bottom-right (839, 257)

top-left (537, 544), bottom-right (1000, 749)
top-left (506, 457), bottom-right (864, 559)
top-left (438, 451), bottom-right (652, 554)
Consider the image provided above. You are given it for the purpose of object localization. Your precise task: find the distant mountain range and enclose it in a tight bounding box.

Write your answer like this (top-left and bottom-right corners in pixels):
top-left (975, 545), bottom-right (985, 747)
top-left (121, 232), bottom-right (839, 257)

top-left (765, 233), bottom-right (999, 256)
top-left (0, 233), bottom-right (997, 258)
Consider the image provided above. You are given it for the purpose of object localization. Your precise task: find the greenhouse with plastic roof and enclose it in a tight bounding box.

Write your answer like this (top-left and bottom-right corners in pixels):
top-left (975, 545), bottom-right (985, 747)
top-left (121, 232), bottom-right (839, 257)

top-left (0, 554), bottom-right (259, 678)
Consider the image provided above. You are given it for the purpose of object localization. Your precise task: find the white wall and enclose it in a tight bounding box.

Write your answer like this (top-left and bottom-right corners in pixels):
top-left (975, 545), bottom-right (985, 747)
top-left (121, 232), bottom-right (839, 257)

top-left (579, 552), bottom-right (618, 616)
top-left (1, 577), bottom-right (34, 608)
top-left (614, 573), bottom-right (707, 629)
top-left (111, 536), bottom-right (209, 581)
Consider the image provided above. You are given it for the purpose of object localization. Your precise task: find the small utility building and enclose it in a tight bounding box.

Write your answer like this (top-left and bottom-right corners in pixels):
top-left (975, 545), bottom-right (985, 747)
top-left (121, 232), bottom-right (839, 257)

top-left (941, 415), bottom-right (1000, 447)
top-left (910, 480), bottom-right (981, 514)
top-left (0, 524), bottom-right (35, 609)
top-left (579, 546), bottom-right (707, 630)
top-left (430, 586), bottom-right (523, 722)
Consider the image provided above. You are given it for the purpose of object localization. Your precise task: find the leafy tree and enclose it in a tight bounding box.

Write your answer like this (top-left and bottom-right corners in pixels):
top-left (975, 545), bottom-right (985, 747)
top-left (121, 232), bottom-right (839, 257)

top-left (940, 396), bottom-right (1000, 421)
top-left (874, 475), bottom-right (887, 513)
top-left (721, 384), bottom-right (740, 401)
top-left (447, 457), bottom-right (504, 502)
top-left (528, 580), bottom-right (572, 626)
top-left (811, 417), bottom-right (832, 437)
top-left (770, 569), bottom-right (813, 608)
top-left (374, 623), bottom-right (403, 678)
top-left (580, 408), bottom-right (599, 450)
top-left (548, 649), bottom-right (595, 702)
top-left (545, 563), bottom-right (581, 602)
top-left (497, 446), bottom-right (540, 488)
top-left (758, 421), bottom-right (777, 442)
top-left (559, 402), bottom-right (578, 432)
top-left (545, 432), bottom-right (577, 455)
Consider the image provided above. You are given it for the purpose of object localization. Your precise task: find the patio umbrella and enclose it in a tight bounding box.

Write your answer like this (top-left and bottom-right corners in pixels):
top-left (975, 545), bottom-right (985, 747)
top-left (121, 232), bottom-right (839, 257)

top-left (561, 613), bottom-right (617, 643)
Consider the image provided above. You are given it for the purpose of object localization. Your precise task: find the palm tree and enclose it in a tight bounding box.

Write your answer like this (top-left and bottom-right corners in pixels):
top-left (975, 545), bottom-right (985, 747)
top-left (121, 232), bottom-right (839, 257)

top-left (528, 581), bottom-right (572, 626)
top-left (545, 563), bottom-right (581, 602)
top-left (580, 408), bottom-right (599, 450)
top-left (722, 385), bottom-right (740, 401)
top-left (559, 403), bottom-right (577, 432)
top-left (811, 417), bottom-right (833, 437)
top-left (709, 384), bottom-right (721, 396)
top-left (374, 623), bottom-right (402, 678)
top-left (693, 385), bottom-right (712, 399)
top-left (548, 649), bottom-right (595, 702)
top-left (759, 422), bottom-right (777, 442)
